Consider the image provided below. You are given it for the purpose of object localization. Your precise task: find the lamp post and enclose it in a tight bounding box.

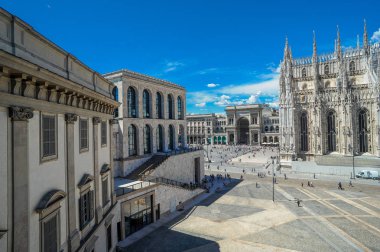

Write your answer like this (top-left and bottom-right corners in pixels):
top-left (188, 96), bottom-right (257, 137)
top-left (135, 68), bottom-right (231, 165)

top-left (271, 156), bottom-right (275, 202)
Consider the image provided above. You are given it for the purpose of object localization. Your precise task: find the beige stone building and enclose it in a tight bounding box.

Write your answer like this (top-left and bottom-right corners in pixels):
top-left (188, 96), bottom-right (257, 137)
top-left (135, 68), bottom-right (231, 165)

top-left (186, 113), bottom-right (227, 145)
top-left (103, 70), bottom-right (205, 247)
top-left (0, 8), bottom-right (120, 252)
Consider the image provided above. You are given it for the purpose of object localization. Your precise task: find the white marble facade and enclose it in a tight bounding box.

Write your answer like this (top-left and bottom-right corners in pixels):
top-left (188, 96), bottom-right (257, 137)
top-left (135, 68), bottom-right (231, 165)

top-left (279, 23), bottom-right (380, 167)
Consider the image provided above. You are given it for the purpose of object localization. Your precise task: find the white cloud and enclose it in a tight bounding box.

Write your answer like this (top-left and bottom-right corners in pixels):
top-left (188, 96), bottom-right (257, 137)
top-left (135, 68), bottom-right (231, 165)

top-left (164, 61), bottom-right (184, 73)
top-left (214, 95), bottom-right (231, 106)
top-left (371, 28), bottom-right (380, 43)
top-left (195, 102), bottom-right (206, 107)
top-left (207, 83), bottom-right (219, 88)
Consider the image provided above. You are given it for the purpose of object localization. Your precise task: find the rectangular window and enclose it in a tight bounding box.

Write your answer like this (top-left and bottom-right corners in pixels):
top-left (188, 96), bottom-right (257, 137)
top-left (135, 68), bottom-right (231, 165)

top-left (41, 115), bottom-right (57, 159)
top-left (43, 214), bottom-right (58, 252)
top-left (80, 119), bottom-right (89, 151)
top-left (107, 224), bottom-right (112, 251)
top-left (101, 121), bottom-right (107, 146)
top-left (102, 177), bottom-right (109, 206)
top-left (79, 190), bottom-right (94, 230)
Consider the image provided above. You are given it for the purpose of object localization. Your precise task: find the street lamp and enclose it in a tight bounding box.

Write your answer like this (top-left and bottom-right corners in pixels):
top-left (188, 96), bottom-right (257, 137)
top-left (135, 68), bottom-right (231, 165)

top-left (270, 156), bottom-right (275, 202)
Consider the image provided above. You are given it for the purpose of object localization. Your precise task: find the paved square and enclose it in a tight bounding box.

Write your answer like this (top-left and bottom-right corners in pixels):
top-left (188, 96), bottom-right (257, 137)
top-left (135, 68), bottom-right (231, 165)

top-left (125, 175), bottom-right (380, 252)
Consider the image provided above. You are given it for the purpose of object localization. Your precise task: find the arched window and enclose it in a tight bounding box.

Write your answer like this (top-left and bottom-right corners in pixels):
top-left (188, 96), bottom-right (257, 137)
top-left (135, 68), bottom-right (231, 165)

top-left (143, 125), bottom-right (151, 154)
top-left (128, 125), bottom-right (137, 156)
top-left (127, 87), bottom-right (137, 118)
top-left (156, 92), bottom-right (163, 119)
top-left (269, 136), bottom-right (273, 142)
top-left (143, 90), bottom-right (150, 118)
top-left (168, 125), bottom-right (175, 150)
top-left (263, 136), bottom-right (267, 143)
top-left (112, 86), bottom-right (119, 117)
top-left (270, 126), bottom-right (274, 132)
top-left (274, 136), bottom-right (279, 143)
top-left (358, 109), bottom-right (368, 153)
top-left (276, 126), bottom-right (279, 132)
top-left (177, 96), bottom-right (183, 120)
top-left (302, 68), bottom-right (307, 77)
top-left (325, 81), bottom-right (331, 88)
top-left (265, 126), bottom-right (268, 132)
top-left (168, 94), bottom-right (174, 119)
top-left (349, 61), bottom-right (356, 73)
top-left (327, 111), bottom-right (336, 152)
top-left (156, 125), bottom-right (164, 152)
top-left (300, 112), bottom-right (308, 151)
top-left (178, 125), bottom-right (184, 148)
top-left (324, 65), bottom-right (329, 75)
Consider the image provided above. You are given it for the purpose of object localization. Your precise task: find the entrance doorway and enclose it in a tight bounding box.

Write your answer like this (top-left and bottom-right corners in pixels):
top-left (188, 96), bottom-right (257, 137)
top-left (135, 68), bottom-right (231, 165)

top-left (237, 117), bottom-right (249, 144)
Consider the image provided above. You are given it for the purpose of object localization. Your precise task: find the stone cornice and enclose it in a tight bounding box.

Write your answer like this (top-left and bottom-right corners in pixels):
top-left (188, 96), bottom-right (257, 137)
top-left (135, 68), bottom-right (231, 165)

top-left (9, 106), bottom-right (34, 121)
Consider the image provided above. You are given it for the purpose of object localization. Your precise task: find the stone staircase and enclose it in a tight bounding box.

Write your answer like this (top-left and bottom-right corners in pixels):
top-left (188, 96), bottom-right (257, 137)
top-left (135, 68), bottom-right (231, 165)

top-left (126, 155), bottom-right (169, 180)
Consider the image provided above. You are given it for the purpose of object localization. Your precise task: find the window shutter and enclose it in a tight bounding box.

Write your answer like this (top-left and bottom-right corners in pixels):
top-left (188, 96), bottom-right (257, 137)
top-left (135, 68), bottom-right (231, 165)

top-left (90, 190), bottom-right (95, 220)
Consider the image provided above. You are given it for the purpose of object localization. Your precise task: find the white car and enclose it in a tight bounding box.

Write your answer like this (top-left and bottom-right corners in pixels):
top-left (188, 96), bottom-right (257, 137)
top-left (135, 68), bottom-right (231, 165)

top-left (356, 170), bottom-right (379, 180)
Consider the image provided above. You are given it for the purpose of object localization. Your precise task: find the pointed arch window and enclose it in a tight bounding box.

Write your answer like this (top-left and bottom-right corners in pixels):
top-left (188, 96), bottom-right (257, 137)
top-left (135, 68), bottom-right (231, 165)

top-left (128, 125), bottom-right (137, 156)
top-left (324, 65), bottom-right (329, 75)
top-left (143, 125), bottom-right (151, 154)
top-left (168, 94), bottom-right (174, 119)
top-left (327, 111), bottom-right (336, 152)
top-left (300, 112), bottom-right (308, 151)
top-left (127, 87), bottom-right (137, 118)
top-left (156, 92), bottom-right (163, 119)
top-left (177, 96), bottom-right (183, 120)
top-left (358, 109), bottom-right (369, 153)
top-left (156, 125), bottom-right (164, 152)
top-left (143, 90), bottom-right (150, 118)
top-left (302, 68), bottom-right (307, 77)
top-left (349, 61), bottom-right (356, 73)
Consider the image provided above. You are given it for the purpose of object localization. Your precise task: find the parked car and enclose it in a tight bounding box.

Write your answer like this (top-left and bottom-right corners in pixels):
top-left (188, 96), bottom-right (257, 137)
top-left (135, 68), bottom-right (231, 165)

top-left (356, 170), bottom-right (379, 180)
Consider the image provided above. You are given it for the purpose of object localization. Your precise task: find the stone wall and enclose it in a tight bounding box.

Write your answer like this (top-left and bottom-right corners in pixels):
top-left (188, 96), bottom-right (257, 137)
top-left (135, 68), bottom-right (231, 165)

top-left (150, 150), bottom-right (204, 184)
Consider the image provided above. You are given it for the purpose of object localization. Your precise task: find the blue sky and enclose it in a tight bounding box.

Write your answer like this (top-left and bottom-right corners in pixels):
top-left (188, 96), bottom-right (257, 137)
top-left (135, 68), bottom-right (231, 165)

top-left (2, 0), bottom-right (380, 113)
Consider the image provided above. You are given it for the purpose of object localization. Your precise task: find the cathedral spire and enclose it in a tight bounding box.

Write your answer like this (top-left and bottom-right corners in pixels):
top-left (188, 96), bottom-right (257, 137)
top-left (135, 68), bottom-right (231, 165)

top-left (312, 31), bottom-right (317, 63)
top-left (283, 36), bottom-right (289, 60)
top-left (363, 19), bottom-right (369, 52)
top-left (336, 26), bottom-right (342, 60)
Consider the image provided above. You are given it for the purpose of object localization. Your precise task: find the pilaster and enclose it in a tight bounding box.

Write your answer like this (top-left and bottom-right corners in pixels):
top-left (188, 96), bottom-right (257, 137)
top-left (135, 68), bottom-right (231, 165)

top-left (64, 113), bottom-right (80, 252)
top-left (92, 117), bottom-right (102, 223)
top-left (109, 119), bottom-right (118, 204)
top-left (9, 106), bottom-right (33, 252)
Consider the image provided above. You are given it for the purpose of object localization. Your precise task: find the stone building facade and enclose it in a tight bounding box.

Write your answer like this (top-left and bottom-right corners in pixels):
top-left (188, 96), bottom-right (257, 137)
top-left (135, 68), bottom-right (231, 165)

top-left (187, 105), bottom-right (279, 146)
top-left (103, 70), bottom-right (188, 176)
top-left (279, 23), bottom-right (380, 168)
top-left (0, 8), bottom-right (119, 252)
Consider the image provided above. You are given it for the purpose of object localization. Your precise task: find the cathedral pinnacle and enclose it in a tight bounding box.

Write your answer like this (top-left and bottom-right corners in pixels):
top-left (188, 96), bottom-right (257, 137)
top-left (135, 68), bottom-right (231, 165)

top-left (357, 34), bottom-right (360, 49)
top-left (336, 26), bottom-right (342, 60)
top-left (312, 31), bottom-right (317, 63)
top-left (363, 19), bottom-right (369, 52)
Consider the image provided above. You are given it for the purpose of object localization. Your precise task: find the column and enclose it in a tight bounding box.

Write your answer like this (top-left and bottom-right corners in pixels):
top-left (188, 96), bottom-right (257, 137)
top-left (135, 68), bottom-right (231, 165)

top-left (10, 106), bottom-right (33, 252)
top-left (92, 117), bottom-right (102, 222)
top-left (65, 113), bottom-right (80, 251)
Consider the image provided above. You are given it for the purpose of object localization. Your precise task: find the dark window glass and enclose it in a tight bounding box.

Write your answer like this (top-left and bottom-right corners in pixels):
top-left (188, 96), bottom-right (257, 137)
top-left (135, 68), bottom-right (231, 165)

top-left (143, 125), bottom-right (151, 154)
top-left (168, 95), bottom-right (173, 119)
top-left (107, 224), bottom-right (112, 251)
top-left (168, 125), bottom-right (174, 150)
top-left (43, 214), bottom-right (58, 252)
top-left (300, 112), bottom-right (308, 151)
top-left (359, 109), bottom-right (368, 153)
top-left (42, 115), bottom-right (56, 157)
top-left (177, 96), bottom-right (183, 119)
top-left (80, 119), bottom-right (88, 150)
top-left (79, 190), bottom-right (94, 230)
top-left (128, 87), bottom-right (137, 118)
top-left (128, 125), bottom-right (137, 156)
top-left (156, 125), bottom-right (163, 152)
top-left (101, 121), bottom-right (107, 146)
top-left (327, 111), bottom-right (336, 152)
top-left (102, 178), bottom-right (108, 206)
top-left (143, 90), bottom-right (150, 118)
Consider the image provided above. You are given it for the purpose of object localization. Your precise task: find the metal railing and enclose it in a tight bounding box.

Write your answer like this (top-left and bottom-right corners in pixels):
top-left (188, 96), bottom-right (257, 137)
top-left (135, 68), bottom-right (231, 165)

top-left (115, 181), bottom-right (153, 197)
top-left (149, 177), bottom-right (200, 191)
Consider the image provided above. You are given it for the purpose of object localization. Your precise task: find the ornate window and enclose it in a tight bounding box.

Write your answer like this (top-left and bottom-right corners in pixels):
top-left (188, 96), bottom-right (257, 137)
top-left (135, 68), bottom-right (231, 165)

top-left (300, 112), bottom-right (308, 151)
top-left (156, 92), bottom-right (163, 119)
top-left (302, 68), bottom-right (307, 77)
top-left (177, 96), bottom-right (183, 119)
top-left (102, 176), bottom-right (109, 207)
top-left (276, 126), bottom-right (279, 132)
top-left (265, 126), bottom-right (268, 132)
top-left (128, 125), bottom-right (137, 156)
top-left (327, 111), bottom-right (336, 152)
top-left (349, 61), bottom-right (356, 73)
top-left (168, 125), bottom-right (175, 150)
top-left (143, 90), bottom-right (151, 118)
top-left (324, 64), bottom-right (329, 75)
top-left (143, 125), bottom-right (151, 154)
top-left (156, 125), bottom-right (164, 152)
top-left (358, 109), bottom-right (369, 153)
top-left (79, 185), bottom-right (94, 230)
top-left (263, 136), bottom-right (267, 143)
top-left (127, 87), bottom-right (137, 118)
